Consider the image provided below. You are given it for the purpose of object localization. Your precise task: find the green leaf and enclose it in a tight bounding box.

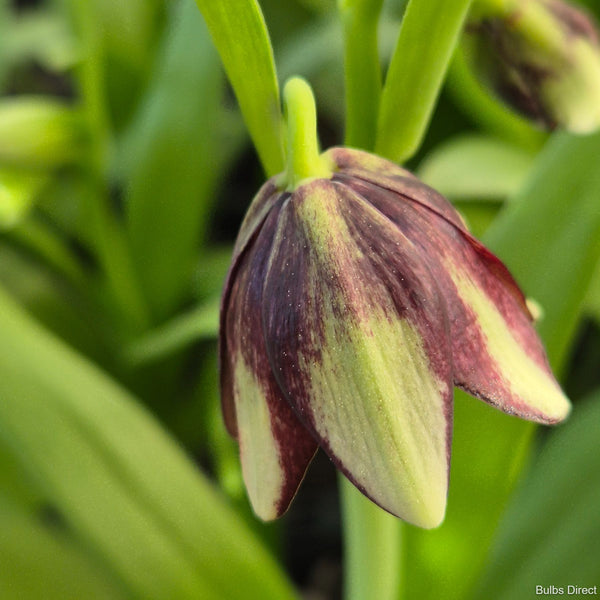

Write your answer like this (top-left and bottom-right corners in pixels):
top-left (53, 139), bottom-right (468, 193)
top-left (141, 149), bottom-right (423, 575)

top-left (125, 297), bottom-right (219, 366)
top-left (0, 485), bottom-right (126, 600)
top-left (418, 135), bottom-right (535, 200)
top-left (584, 261), bottom-right (600, 324)
top-left (0, 286), bottom-right (298, 600)
top-left (474, 391), bottom-right (600, 599)
top-left (402, 394), bottom-right (535, 600)
top-left (193, 0), bottom-right (285, 176)
top-left (376, 0), bottom-right (474, 162)
top-left (125, 0), bottom-right (224, 320)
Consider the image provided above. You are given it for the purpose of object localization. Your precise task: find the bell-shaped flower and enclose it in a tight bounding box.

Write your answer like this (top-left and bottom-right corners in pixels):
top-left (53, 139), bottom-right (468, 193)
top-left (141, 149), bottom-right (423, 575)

top-left (219, 79), bottom-right (570, 529)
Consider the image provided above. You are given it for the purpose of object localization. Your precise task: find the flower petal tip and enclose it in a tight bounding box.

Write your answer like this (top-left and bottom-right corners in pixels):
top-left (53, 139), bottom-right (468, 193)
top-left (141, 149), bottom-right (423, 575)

top-left (394, 483), bottom-right (448, 530)
top-left (535, 388), bottom-right (571, 425)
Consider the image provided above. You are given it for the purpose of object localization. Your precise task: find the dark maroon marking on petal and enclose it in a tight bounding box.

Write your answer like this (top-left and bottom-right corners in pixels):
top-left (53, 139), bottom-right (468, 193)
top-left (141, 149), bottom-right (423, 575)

top-left (546, 0), bottom-right (600, 43)
top-left (219, 188), bottom-right (283, 438)
top-left (224, 197), bottom-right (319, 514)
top-left (336, 182), bottom-right (455, 466)
top-left (326, 146), bottom-right (416, 179)
top-left (262, 179), bottom-right (454, 471)
top-left (342, 176), bottom-right (560, 422)
top-left (334, 170), bottom-right (468, 231)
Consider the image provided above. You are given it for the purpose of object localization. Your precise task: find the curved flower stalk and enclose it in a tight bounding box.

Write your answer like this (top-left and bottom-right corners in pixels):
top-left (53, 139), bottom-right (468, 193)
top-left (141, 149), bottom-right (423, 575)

top-left (466, 0), bottom-right (600, 133)
top-left (219, 79), bottom-right (570, 530)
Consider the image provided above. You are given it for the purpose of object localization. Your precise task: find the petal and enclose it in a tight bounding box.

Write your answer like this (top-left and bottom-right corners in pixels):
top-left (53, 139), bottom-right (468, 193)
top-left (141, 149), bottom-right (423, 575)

top-left (344, 177), bottom-right (570, 424)
top-left (219, 180), bottom-right (284, 436)
top-left (262, 180), bottom-right (452, 528)
top-left (326, 146), bottom-right (416, 179)
top-left (331, 149), bottom-right (467, 231)
top-left (221, 201), bottom-right (318, 520)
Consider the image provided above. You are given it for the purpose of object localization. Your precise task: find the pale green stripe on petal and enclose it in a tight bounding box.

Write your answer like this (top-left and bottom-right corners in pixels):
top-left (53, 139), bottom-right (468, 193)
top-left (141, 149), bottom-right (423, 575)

top-left (300, 308), bottom-right (449, 528)
top-left (451, 267), bottom-right (570, 422)
top-left (286, 183), bottom-right (451, 528)
top-left (233, 357), bottom-right (284, 521)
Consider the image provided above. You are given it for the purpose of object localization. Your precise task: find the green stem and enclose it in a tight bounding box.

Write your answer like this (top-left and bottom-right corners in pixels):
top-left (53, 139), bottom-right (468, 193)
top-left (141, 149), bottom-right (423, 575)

top-left (338, 0), bottom-right (384, 150)
top-left (376, 0), bottom-right (474, 163)
top-left (282, 78), bottom-right (332, 189)
top-left (340, 477), bottom-right (402, 600)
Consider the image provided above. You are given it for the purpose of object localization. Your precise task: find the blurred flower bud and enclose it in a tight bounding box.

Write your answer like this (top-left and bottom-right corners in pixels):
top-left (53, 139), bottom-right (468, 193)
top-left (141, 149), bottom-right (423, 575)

top-left (0, 97), bottom-right (86, 168)
top-left (465, 0), bottom-right (600, 133)
top-left (0, 169), bottom-right (47, 229)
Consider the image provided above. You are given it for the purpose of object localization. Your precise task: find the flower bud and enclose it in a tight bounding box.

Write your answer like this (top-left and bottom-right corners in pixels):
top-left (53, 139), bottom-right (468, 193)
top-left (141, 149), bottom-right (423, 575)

top-left (219, 146), bottom-right (570, 528)
top-left (0, 97), bottom-right (86, 168)
top-left (465, 0), bottom-right (600, 133)
top-left (0, 169), bottom-right (47, 229)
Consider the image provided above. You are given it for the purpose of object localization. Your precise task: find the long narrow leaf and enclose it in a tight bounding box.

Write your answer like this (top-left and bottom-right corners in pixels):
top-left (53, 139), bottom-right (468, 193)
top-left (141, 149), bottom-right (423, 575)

top-left (0, 286), bottom-right (297, 600)
top-left (474, 392), bottom-right (600, 599)
top-left (376, 0), bottom-right (473, 162)
top-left (125, 0), bottom-right (223, 320)
top-left (193, 0), bottom-right (284, 176)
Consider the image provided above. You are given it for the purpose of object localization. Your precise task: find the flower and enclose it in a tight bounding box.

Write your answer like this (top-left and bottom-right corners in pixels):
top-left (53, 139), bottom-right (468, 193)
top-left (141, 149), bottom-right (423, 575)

top-left (219, 147), bottom-right (570, 529)
top-left (465, 0), bottom-right (600, 133)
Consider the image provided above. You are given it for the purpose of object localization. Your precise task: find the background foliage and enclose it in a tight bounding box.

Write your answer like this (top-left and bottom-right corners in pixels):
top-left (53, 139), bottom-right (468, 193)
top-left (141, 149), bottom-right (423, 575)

top-left (1, 0), bottom-right (599, 598)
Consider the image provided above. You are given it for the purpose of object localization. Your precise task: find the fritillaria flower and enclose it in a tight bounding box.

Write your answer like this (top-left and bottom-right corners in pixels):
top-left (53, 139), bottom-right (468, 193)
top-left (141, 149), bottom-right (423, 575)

top-left (219, 79), bottom-right (570, 529)
top-left (465, 0), bottom-right (600, 133)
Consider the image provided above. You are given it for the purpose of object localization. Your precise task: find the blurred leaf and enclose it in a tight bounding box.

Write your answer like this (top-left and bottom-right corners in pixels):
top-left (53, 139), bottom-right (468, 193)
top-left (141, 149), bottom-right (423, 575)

top-left (69, 0), bottom-right (164, 130)
top-left (7, 216), bottom-right (86, 287)
top-left (402, 131), bottom-right (600, 600)
top-left (92, 0), bottom-right (162, 71)
top-left (0, 241), bottom-right (105, 363)
top-left (584, 261), bottom-right (600, 325)
top-left (193, 0), bottom-right (285, 176)
top-left (418, 135), bottom-right (535, 200)
top-left (474, 391), bottom-right (600, 598)
top-left (0, 286), bottom-right (298, 600)
top-left (0, 97), bottom-right (86, 169)
top-left (192, 246), bottom-right (232, 300)
top-left (125, 0), bottom-right (223, 320)
top-left (0, 493), bottom-right (126, 600)
top-left (126, 297), bottom-right (219, 366)
top-left (452, 201), bottom-right (500, 239)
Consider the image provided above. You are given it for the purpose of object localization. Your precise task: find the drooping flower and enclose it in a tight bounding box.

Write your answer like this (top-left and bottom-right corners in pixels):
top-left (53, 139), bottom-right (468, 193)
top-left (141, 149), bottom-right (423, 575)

top-left (465, 0), bottom-right (600, 133)
top-left (219, 79), bottom-right (570, 529)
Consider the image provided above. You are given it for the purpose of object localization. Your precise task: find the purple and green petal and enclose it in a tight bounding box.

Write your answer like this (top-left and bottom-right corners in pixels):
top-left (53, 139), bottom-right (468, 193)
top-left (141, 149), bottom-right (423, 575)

top-left (221, 203), bottom-right (318, 520)
top-left (343, 175), bottom-right (570, 424)
top-left (262, 180), bottom-right (452, 528)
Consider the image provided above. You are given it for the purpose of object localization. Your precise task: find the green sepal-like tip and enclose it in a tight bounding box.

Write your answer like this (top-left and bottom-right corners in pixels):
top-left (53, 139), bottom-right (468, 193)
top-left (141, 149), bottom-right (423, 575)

top-left (280, 77), bottom-right (333, 190)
